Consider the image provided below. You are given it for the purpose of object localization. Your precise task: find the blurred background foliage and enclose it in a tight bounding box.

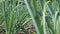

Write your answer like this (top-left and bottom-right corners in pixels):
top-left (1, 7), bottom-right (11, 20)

top-left (0, 0), bottom-right (60, 34)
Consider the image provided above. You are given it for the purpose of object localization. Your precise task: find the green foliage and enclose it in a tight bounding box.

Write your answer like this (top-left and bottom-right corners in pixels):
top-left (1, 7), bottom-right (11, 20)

top-left (0, 0), bottom-right (60, 34)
